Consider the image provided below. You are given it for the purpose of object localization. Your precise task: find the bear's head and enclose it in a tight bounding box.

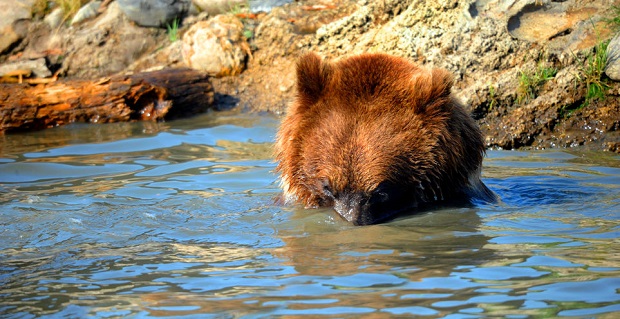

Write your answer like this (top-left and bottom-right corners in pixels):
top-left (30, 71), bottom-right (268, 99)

top-left (275, 52), bottom-right (491, 225)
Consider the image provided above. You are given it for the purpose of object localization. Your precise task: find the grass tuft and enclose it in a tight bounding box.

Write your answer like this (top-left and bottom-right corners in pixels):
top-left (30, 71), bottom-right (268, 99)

top-left (517, 60), bottom-right (557, 104)
top-left (32, 0), bottom-right (50, 18)
top-left (167, 18), bottom-right (180, 42)
top-left (580, 39), bottom-right (610, 107)
top-left (605, 5), bottom-right (620, 31)
top-left (58, 0), bottom-right (88, 22)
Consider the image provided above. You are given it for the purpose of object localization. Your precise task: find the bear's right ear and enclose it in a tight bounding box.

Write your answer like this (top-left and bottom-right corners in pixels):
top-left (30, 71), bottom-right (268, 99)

top-left (296, 52), bottom-right (332, 107)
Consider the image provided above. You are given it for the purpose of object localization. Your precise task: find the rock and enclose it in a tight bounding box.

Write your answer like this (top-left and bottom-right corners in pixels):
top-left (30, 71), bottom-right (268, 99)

top-left (0, 58), bottom-right (52, 78)
top-left (127, 41), bottom-right (185, 72)
top-left (506, 0), bottom-right (612, 52)
top-left (0, 0), bottom-right (34, 54)
top-left (71, 1), bottom-right (102, 25)
top-left (182, 14), bottom-right (250, 77)
top-left (44, 8), bottom-right (64, 29)
top-left (59, 1), bottom-right (166, 79)
top-left (117, 0), bottom-right (192, 27)
top-left (605, 33), bottom-right (620, 81)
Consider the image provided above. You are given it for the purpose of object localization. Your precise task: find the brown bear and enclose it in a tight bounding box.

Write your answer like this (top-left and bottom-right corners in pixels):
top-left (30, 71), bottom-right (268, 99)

top-left (274, 52), bottom-right (496, 225)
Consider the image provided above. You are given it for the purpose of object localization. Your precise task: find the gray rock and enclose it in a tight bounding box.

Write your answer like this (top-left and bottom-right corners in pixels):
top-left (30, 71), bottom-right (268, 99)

top-left (0, 0), bottom-right (34, 53)
top-left (0, 58), bottom-right (52, 78)
top-left (44, 8), bottom-right (64, 29)
top-left (117, 0), bottom-right (192, 27)
top-left (71, 1), bottom-right (102, 25)
top-left (605, 33), bottom-right (620, 81)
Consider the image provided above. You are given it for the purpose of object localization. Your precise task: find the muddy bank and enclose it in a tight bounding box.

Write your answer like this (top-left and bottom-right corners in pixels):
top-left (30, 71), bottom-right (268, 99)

top-left (1, 0), bottom-right (619, 152)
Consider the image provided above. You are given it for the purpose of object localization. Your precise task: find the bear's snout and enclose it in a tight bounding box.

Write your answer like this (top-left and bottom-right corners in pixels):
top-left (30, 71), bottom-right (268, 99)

top-left (333, 191), bottom-right (371, 226)
top-left (333, 184), bottom-right (415, 226)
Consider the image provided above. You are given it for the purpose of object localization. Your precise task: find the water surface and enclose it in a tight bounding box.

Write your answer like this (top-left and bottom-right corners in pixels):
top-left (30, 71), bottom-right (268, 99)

top-left (1, 111), bottom-right (619, 318)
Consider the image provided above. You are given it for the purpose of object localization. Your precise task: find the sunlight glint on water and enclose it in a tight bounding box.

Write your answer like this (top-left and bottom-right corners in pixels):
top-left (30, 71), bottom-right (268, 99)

top-left (0, 111), bottom-right (619, 318)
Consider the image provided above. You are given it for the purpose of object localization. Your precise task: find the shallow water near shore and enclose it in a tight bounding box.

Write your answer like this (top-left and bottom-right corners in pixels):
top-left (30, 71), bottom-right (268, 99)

top-left (1, 111), bottom-right (619, 318)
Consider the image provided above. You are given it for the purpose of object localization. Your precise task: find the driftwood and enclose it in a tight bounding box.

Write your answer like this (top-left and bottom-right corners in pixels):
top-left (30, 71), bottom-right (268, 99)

top-left (0, 68), bottom-right (214, 133)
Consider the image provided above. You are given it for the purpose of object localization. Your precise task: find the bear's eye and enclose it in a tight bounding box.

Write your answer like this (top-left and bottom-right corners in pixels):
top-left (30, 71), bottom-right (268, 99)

top-left (369, 182), bottom-right (399, 205)
top-left (371, 191), bottom-right (390, 204)
top-left (321, 179), bottom-right (334, 198)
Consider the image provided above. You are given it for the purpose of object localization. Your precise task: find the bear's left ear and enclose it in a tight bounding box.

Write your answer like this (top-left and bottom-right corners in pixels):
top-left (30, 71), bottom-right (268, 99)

top-left (408, 67), bottom-right (454, 111)
top-left (296, 52), bottom-right (332, 108)
top-left (427, 68), bottom-right (453, 99)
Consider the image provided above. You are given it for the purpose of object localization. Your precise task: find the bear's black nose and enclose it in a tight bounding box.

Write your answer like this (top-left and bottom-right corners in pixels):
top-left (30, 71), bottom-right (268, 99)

top-left (334, 191), bottom-right (386, 226)
top-left (333, 183), bottom-right (418, 225)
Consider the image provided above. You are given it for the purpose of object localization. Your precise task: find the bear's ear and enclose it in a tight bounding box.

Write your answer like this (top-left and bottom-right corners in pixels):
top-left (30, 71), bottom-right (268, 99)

top-left (412, 68), bottom-right (453, 99)
top-left (296, 52), bottom-right (332, 107)
top-left (409, 67), bottom-right (454, 111)
top-left (429, 68), bottom-right (453, 98)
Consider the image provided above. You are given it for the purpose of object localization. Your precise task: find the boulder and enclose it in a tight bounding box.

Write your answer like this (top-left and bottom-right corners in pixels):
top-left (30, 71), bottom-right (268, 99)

top-left (0, 0), bottom-right (34, 54)
top-left (182, 15), bottom-right (250, 77)
top-left (117, 0), bottom-right (192, 27)
top-left (59, 1), bottom-right (165, 79)
top-left (605, 33), bottom-right (620, 81)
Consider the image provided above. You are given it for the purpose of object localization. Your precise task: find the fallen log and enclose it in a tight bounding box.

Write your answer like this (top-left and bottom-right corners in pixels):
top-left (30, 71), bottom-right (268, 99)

top-left (0, 68), bottom-right (214, 133)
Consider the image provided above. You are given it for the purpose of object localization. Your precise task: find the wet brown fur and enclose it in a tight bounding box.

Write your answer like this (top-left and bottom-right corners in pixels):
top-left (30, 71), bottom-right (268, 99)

top-left (274, 52), bottom-right (494, 224)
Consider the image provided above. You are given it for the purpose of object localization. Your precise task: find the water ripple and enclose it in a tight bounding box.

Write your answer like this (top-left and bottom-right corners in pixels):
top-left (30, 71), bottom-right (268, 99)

top-left (0, 113), bottom-right (618, 318)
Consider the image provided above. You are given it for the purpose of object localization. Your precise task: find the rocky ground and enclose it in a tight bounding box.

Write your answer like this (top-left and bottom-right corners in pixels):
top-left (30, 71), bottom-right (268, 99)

top-left (1, 0), bottom-right (619, 152)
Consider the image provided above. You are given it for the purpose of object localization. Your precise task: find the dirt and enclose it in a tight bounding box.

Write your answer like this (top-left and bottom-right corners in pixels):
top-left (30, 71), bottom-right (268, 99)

top-left (2, 0), bottom-right (619, 152)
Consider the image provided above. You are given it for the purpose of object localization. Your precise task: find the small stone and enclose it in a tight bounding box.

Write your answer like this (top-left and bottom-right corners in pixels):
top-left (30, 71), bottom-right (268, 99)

top-left (71, 1), bottom-right (102, 25)
top-left (0, 58), bottom-right (52, 78)
top-left (182, 14), bottom-right (249, 77)
top-left (605, 33), bottom-right (620, 81)
top-left (44, 8), bottom-right (64, 29)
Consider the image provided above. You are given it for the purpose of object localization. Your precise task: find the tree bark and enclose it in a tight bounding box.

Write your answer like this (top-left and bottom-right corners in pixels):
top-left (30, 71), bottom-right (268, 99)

top-left (0, 68), bottom-right (214, 133)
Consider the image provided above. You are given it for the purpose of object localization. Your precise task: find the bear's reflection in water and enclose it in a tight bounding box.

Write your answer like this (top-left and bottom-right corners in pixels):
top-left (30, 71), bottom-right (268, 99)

top-left (275, 207), bottom-right (493, 277)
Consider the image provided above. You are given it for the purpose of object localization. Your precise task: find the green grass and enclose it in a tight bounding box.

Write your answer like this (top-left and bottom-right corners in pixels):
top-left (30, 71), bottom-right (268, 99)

top-left (229, 1), bottom-right (251, 15)
top-left (32, 0), bottom-right (50, 18)
top-left (517, 61), bottom-right (557, 104)
top-left (58, 0), bottom-right (88, 22)
top-left (243, 29), bottom-right (254, 40)
top-left (581, 39), bottom-right (610, 107)
top-left (605, 5), bottom-right (620, 30)
top-left (167, 18), bottom-right (180, 43)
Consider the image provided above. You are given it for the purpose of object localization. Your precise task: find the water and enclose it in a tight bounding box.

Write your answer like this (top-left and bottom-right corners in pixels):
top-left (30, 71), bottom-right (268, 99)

top-left (1, 111), bottom-right (619, 318)
top-left (249, 0), bottom-right (293, 13)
